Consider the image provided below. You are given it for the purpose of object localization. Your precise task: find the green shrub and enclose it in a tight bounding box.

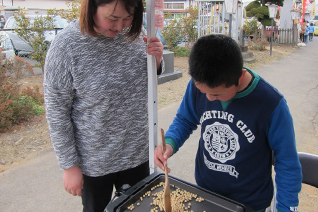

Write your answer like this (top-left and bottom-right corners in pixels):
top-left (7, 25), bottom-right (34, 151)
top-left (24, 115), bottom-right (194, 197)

top-left (180, 6), bottom-right (198, 49)
top-left (248, 38), bottom-right (268, 51)
top-left (0, 90), bottom-right (44, 130)
top-left (161, 17), bottom-right (183, 50)
top-left (21, 86), bottom-right (44, 104)
top-left (11, 96), bottom-right (38, 121)
top-left (0, 51), bottom-right (44, 130)
top-left (33, 104), bottom-right (45, 116)
top-left (243, 19), bottom-right (259, 38)
top-left (174, 46), bottom-right (190, 57)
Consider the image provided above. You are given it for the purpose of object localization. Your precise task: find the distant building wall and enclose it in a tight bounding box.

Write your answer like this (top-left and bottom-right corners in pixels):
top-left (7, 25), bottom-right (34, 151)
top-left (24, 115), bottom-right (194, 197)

top-left (4, 0), bottom-right (195, 15)
top-left (3, 0), bottom-right (68, 10)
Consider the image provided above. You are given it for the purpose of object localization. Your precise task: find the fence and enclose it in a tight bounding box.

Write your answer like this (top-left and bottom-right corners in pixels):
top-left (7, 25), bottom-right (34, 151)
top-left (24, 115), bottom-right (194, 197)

top-left (276, 28), bottom-right (298, 44)
top-left (254, 28), bottom-right (298, 45)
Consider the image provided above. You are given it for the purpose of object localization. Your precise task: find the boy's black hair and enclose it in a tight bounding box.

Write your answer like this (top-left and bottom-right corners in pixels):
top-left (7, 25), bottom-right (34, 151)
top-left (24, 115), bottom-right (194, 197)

top-left (189, 34), bottom-right (243, 88)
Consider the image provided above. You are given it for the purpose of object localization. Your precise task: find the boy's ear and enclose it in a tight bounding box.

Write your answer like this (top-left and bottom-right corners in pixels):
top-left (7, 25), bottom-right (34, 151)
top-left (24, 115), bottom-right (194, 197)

top-left (239, 69), bottom-right (247, 84)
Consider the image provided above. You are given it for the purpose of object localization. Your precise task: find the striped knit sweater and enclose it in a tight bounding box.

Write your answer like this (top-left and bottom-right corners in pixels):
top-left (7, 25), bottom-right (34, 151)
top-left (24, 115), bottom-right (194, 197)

top-left (44, 20), bottom-right (162, 177)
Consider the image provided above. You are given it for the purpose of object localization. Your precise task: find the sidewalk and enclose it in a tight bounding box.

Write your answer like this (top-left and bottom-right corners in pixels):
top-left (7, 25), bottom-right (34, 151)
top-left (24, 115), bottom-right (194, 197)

top-left (1, 40), bottom-right (318, 212)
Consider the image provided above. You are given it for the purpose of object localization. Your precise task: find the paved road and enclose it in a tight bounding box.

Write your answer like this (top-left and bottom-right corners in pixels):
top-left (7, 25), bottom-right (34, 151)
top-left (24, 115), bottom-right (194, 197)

top-left (1, 40), bottom-right (318, 212)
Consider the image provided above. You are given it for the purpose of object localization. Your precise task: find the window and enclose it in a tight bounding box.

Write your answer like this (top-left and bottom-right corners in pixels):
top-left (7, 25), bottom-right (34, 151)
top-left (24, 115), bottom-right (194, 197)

top-left (173, 3), bottom-right (184, 9)
top-left (164, 3), bottom-right (184, 10)
top-left (164, 3), bottom-right (173, 9)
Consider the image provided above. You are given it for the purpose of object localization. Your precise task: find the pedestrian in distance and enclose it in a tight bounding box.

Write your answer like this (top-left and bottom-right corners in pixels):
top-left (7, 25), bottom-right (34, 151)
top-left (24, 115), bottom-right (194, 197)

top-left (304, 25), bottom-right (309, 44)
top-left (154, 34), bottom-right (302, 212)
top-left (299, 21), bottom-right (306, 43)
top-left (43, 0), bottom-right (164, 212)
top-left (309, 22), bottom-right (314, 42)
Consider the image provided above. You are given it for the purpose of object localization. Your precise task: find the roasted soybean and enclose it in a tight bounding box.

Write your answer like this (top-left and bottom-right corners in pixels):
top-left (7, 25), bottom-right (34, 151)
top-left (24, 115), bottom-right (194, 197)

top-left (127, 182), bottom-right (205, 211)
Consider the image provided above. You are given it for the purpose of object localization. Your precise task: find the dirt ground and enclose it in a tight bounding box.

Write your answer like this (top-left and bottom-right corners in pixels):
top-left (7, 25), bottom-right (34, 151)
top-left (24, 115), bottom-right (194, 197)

top-left (0, 43), bottom-right (317, 211)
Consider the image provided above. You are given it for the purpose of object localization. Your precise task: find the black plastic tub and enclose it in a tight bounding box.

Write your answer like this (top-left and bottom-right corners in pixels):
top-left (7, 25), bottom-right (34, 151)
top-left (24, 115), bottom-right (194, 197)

top-left (105, 172), bottom-right (253, 212)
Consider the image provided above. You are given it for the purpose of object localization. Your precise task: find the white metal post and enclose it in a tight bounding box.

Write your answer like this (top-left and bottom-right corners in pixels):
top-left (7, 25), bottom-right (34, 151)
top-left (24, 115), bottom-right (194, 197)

top-left (229, 14), bottom-right (232, 37)
top-left (222, 2), bottom-right (225, 34)
top-left (270, 18), bottom-right (273, 55)
top-left (198, 2), bottom-right (202, 38)
top-left (146, 0), bottom-right (158, 174)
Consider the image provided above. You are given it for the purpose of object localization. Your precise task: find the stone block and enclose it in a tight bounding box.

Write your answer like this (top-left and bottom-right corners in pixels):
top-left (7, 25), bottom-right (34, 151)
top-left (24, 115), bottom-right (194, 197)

top-left (157, 50), bottom-right (182, 84)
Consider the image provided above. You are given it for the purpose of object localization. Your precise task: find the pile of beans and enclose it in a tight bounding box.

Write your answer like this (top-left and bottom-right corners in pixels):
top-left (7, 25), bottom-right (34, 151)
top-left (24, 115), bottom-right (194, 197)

top-left (127, 182), bottom-right (205, 212)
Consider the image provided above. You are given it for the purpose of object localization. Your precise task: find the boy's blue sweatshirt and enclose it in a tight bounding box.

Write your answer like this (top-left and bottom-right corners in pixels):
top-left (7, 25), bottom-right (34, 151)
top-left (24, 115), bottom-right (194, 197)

top-left (165, 69), bottom-right (302, 211)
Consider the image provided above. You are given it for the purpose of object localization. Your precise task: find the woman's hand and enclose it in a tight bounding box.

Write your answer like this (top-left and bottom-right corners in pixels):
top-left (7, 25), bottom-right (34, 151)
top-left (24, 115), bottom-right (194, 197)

top-left (143, 36), bottom-right (163, 70)
top-left (154, 144), bottom-right (173, 172)
top-left (63, 165), bottom-right (83, 196)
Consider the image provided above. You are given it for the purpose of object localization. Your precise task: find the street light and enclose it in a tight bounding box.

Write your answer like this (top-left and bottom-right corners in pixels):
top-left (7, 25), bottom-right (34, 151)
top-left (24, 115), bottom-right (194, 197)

top-left (268, 4), bottom-right (278, 56)
top-left (290, 10), bottom-right (299, 47)
top-left (224, 0), bottom-right (238, 37)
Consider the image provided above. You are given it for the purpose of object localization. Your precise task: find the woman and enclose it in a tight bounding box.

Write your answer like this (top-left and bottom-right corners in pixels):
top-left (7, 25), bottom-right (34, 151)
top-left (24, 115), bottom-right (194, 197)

top-left (300, 21), bottom-right (306, 43)
top-left (43, 0), bottom-right (164, 211)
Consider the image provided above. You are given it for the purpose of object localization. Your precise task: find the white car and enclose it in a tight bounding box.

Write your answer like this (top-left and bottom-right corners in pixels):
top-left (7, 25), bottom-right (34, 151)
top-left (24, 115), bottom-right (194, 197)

top-left (0, 31), bottom-right (16, 61)
top-left (3, 15), bottom-right (69, 56)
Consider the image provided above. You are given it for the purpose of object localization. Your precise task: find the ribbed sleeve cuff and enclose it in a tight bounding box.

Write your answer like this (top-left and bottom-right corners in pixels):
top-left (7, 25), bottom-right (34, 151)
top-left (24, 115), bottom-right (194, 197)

top-left (165, 137), bottom-right (177, 155)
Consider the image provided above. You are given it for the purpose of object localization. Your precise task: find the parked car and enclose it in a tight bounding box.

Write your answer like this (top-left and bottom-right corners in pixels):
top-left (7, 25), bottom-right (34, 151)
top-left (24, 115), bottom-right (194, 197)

top-left (0, 31), bottom-right (16, 61)
top-left (5, 31), bottom-right (33, 56)
top-left (3, 15), bottom-right (69, 56)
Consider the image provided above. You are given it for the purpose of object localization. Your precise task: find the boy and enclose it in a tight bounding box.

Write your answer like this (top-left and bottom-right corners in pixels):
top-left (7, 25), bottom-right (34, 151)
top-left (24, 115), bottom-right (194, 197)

top-left (154, 34), bottom-right (302, 212)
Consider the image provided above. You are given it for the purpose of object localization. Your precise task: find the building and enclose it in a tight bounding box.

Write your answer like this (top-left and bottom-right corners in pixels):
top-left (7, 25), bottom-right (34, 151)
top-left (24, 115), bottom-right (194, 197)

top-left (2, 0), bottom-right (69, 10)
top-left (1, 0), bottom-right (196, 18)
top-left (164, 0), bottom-right (196, 18)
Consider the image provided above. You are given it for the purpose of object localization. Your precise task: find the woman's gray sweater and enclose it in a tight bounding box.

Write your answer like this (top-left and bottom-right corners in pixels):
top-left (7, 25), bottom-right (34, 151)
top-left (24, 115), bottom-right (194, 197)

top-left (44, 21), bottom-right (161, 177)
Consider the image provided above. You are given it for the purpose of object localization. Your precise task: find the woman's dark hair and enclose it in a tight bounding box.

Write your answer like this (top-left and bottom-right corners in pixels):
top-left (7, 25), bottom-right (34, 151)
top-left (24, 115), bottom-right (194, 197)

top-left (79, 0), bottom-right (144, 40)
top-left (189, 34), bottom-right (243, 88)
